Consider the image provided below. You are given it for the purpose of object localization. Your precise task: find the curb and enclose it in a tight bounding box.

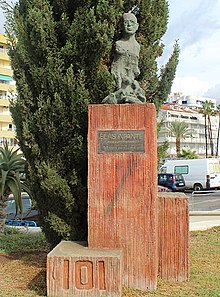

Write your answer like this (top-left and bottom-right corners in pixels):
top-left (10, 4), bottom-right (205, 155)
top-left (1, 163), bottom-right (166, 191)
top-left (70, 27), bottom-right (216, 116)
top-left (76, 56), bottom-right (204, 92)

top-left (190, 211), bottom-right (220, 216)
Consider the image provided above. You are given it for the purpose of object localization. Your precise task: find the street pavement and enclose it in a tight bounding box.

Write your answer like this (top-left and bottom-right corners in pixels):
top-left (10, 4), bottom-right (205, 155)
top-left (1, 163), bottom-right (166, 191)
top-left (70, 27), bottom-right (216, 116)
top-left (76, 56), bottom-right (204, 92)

top-left (188, 190), bottom-right (220, 230)
top-left (11, 217), bottom-right (220, 233)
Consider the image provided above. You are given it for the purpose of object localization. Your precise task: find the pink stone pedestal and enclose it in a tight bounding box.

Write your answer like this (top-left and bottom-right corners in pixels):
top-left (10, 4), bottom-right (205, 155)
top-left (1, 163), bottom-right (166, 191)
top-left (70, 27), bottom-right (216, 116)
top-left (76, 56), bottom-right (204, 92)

top-left (158, 193), bottom-right (189, 281)
top-left (47, 241), bottom-right (123, 297)
top-left (88, 104), bottom-right (158, 290)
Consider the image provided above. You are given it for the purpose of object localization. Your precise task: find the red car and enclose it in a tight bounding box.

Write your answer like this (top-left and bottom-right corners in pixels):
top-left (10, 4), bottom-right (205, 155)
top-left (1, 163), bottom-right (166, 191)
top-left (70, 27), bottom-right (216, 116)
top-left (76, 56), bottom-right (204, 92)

top-left (158, 185), bottom-right (170, 192)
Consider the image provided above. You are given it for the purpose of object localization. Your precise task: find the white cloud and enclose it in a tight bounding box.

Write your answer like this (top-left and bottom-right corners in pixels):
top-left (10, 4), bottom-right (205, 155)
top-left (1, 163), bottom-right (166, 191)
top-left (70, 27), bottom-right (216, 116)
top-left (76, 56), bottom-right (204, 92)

top-left (178, 29), bottom-right (220, 83)
top-left (166, 0), bottom-right (220, 49)
top-left (171, 76), bottom-right (212, 96)
top-left (163, 0), bottom-right (220, 97)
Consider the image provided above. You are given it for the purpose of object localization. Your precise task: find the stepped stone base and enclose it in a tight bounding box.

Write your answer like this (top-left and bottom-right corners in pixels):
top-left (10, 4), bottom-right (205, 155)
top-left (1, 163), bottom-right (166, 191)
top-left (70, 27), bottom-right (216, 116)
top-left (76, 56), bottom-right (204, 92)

top-left (47, 241), bottom-right (123, 297)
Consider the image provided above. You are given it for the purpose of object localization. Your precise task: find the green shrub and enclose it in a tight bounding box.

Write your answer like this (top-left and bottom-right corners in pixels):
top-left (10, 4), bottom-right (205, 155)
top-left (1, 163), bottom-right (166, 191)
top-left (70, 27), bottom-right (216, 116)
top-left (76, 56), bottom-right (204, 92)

top-left (0, 232), bottom-right (50, 254)
top-left (4, 226), bottom-right (23, 235)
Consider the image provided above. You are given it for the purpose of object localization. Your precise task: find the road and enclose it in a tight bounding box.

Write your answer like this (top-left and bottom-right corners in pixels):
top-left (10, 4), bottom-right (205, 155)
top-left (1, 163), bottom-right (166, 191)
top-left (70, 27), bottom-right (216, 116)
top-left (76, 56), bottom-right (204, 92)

top-left (185, 190), bottom-right (220, 212)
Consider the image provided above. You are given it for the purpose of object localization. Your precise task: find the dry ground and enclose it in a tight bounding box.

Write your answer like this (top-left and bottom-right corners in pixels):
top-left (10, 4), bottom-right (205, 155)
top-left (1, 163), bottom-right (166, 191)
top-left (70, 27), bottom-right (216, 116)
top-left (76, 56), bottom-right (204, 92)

top-left (0, 252), bottom-right (47, 297)
top-left (0, 227), bottom-right (219, 297)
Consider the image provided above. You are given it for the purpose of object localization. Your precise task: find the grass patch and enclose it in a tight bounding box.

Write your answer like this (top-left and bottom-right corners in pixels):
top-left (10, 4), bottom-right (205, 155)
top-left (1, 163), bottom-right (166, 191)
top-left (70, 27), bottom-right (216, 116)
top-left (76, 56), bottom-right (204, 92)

top-left (0, 227), bottom-right (219, 296)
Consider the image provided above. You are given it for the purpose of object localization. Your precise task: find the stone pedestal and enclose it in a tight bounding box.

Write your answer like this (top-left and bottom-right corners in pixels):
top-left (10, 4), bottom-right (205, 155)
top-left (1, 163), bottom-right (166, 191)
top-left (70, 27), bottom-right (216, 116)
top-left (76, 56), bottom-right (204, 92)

top-left (47, 241), bottom-right (123, 297)
top-left (158, 193), bottom-right (189, 281)
top-left (88, 104), bottom-right (158, 290)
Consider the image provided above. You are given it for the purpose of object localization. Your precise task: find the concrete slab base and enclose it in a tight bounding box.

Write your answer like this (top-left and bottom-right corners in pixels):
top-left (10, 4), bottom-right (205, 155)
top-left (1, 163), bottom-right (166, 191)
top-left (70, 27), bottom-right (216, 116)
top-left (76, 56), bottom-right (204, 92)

top-left (47, 241), bottom-right (123, 297)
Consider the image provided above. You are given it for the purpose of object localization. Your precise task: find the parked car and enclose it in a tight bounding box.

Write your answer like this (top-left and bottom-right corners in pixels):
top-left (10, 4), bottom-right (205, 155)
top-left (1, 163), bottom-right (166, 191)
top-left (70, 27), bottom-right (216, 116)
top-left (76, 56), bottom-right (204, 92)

top-left (158, 173), bottom-right (186, 192)
top-left (157, 185), bottom-right (170, 192)
top-left (161, 158), bottom-right (220, 191)
top-left (6, 193), bottom-right (39, 225)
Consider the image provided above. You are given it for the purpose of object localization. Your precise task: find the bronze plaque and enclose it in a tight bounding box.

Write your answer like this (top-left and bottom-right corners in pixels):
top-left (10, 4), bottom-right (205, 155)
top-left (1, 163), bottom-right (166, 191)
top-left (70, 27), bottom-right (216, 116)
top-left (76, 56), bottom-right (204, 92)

top-left (98, 130), bottom-right (145, 153)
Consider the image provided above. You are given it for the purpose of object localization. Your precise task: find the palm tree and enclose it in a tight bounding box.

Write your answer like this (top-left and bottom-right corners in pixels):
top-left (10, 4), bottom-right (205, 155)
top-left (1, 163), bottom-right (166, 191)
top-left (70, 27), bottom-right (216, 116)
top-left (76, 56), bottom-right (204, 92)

top-left (215, 105), bottom-right (220, 157)
top-left (157, 118), bottom-right (169, 166)
top-left (199, 105), bottom-right (208, 158)
top-left (0, 141), bottom-right (29, 235)
top-left (199, 101), bottom-right (215, 157)
top-left (166, 120), bottom-right (194, 155)
top-left (206, 103), bottom-right (216, 157)
top-left (178, 148), bottom-right (198, 159)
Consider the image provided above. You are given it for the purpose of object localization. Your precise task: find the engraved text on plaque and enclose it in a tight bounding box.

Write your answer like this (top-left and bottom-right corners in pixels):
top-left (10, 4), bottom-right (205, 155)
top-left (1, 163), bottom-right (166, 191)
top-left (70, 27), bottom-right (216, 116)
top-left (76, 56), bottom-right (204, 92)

top-left (98, 130), bottom-right (145, 153)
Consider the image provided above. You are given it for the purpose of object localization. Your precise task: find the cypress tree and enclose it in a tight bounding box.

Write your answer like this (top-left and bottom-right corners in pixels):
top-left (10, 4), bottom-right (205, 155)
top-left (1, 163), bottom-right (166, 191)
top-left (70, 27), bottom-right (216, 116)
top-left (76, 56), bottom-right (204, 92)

top-left (1, 0), bottom-right (179, 246)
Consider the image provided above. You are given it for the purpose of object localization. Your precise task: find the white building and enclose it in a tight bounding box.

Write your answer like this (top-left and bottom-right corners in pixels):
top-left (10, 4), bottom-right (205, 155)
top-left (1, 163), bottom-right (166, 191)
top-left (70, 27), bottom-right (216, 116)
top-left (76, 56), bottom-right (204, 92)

top-left (179, 95), bottom-right (216, 110)
top-left (167, 93), bottom-right (217, 109)
top-left (158, 103), bottom-right (218, 158)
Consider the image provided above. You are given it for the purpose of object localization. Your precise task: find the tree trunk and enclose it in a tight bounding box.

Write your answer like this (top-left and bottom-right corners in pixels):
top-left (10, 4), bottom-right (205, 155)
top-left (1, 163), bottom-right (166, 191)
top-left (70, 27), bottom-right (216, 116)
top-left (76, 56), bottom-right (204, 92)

top-left (216, 115), bottom-right (220, 157)
top-left (208, 116), bottom-right (214, 157)
top-left (176, 138), bottom-right (181, 155)
top-left (0, 198), bottom-right (8, 236)
top-left (205, 115), bottom-right (208, 158)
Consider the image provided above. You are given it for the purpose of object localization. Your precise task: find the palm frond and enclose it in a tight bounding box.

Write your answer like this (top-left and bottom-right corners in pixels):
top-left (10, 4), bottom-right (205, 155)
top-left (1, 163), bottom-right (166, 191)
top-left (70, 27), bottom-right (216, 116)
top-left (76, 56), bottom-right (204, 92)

top-left (0, 169), bottom-right (9, 197)
top-left (0, 140), bottom-right (28, 217)
top-left (7, 177), bottom-right (22, 215)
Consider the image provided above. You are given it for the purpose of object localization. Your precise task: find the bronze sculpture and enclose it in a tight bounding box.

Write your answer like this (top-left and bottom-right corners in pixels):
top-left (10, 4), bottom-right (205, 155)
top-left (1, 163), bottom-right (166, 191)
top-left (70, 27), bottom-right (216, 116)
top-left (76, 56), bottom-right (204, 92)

top-left (102, 13), bottom-right (146, 104)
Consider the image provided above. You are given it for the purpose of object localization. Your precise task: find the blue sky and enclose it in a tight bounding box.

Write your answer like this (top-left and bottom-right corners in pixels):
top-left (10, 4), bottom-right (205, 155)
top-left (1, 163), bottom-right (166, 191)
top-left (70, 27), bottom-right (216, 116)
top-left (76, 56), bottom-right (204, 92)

top-left (0, 0), bottom-right (220, 99)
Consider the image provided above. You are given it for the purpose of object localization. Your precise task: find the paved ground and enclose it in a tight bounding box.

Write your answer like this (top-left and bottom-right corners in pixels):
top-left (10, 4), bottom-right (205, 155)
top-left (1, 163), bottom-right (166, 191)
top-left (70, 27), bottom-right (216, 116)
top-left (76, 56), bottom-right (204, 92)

top-left (6, 226), bottom-right (42, 233)
top-left (190, 214), bottom-right (220, 231)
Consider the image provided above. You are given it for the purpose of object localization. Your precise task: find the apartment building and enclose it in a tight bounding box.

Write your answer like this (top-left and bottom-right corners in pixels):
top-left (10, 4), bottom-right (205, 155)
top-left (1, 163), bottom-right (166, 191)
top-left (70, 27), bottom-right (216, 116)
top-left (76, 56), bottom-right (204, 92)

top-left (0, 33), bottom-right (17, 147)
top-left (158, 103), bottom-right (218, 158)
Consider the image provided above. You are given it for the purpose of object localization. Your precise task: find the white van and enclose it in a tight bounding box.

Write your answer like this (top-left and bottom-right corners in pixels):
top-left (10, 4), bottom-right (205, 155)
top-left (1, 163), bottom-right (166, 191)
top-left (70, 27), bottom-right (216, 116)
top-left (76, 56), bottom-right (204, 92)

top-left (161, 158), bottom-right (220, 191)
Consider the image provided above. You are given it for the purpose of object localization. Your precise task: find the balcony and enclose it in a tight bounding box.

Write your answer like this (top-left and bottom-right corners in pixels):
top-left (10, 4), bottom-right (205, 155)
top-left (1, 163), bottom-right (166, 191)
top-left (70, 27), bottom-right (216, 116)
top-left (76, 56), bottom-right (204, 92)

top-left (0, 67), bottom-right (13, 77)
top-left (0, 114), bottom-right (12, 122)
top-left (0, 99), bottom-right (9, 107)
top-left (0, 83), bottom-right (16, 92)
top-left (0, 51), bottom-right (10, 61)
top-left (0, 130), bottom-right (15, 138)
top-left (0, 34), bottom-right (8, 44)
